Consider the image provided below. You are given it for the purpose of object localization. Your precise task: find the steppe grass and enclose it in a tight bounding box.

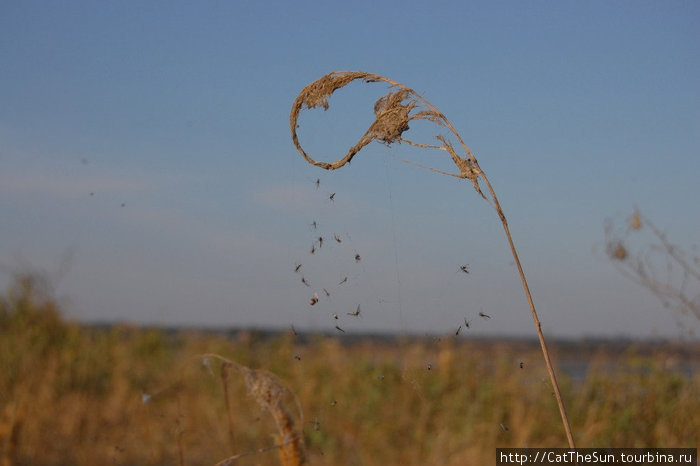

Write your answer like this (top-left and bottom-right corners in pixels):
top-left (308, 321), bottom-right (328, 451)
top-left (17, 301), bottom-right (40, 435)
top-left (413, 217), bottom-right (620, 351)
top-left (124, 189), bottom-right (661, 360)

top-left (1, 277), bottom-right (698, 465)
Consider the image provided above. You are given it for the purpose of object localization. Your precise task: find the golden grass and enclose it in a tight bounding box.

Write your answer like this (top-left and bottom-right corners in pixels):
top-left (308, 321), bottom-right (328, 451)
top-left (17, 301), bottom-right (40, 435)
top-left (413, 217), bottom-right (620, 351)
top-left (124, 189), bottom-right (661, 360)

top-left (1, 277), bottom-right (698, 465)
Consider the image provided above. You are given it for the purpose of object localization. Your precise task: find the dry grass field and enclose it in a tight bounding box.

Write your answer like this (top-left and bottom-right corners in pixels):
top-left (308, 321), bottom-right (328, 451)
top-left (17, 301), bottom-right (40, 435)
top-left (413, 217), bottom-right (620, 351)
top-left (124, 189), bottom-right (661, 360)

top-left (1, 276), bottom-right (698, 465)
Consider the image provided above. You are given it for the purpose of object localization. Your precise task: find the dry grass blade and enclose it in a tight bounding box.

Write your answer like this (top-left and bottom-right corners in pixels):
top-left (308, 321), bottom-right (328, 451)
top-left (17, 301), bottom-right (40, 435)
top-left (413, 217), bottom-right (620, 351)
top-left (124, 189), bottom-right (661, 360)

top-left (202, 354), bottom-right (306, 466)
top-left (289, 70), bottom-right (576, 449)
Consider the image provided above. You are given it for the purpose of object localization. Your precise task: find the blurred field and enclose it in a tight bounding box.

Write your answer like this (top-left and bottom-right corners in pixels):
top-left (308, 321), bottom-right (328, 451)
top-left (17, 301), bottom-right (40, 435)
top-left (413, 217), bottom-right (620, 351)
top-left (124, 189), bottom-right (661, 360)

top-left (1, 276), bottom-right (698, 465)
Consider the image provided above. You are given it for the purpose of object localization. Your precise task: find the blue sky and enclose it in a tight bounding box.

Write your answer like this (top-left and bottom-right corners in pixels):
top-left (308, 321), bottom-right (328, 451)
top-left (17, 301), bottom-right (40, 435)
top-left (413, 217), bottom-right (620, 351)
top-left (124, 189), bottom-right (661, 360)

top-left (1, 1), bottom-right (698, 338)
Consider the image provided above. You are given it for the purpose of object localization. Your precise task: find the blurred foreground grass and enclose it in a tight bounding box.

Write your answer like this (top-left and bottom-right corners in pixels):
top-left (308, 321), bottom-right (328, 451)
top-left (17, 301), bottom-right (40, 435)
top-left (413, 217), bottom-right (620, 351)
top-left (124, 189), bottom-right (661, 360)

top-left (0, 276), bottom-right (697, 465)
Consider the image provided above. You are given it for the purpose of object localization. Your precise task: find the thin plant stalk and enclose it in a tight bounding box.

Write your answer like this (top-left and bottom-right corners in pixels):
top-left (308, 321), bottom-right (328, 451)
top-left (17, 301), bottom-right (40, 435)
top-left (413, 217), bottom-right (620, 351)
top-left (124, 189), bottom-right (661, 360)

top-left (220, 362), bottom-right (236, 454)
top-left (201, 354), bottom-right (306, 466)
top-left (290, 71), bottom-right (576, 448)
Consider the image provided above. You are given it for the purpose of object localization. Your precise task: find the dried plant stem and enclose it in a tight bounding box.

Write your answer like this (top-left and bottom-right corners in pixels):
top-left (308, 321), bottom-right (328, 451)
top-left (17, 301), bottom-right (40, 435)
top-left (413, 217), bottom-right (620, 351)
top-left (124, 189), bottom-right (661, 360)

top-left (494, 192), bottom-right (576, 449)
top-left (453, 123), bottom-right (577, 449)
top-left (202, 354), bottom-right (306, 466)
top-left (606, 208), bottom-right (700, 323)
top-left (290, 71), bottom-right (576, 448)
top-left (220, 362), bottom-right (236, 453)
top-left (176, 394), bottom-right (185, 466)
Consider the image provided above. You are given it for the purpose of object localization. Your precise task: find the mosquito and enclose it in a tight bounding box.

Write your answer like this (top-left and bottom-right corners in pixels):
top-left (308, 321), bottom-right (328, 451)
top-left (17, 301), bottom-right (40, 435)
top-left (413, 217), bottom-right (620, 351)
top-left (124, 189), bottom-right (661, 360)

top-left (301, 277), bottom-right (310, 287)
top-left (314, 178), bottom-right (320, 189)
top-left (347, 305), bottom-right (361, 317)
top-left (333, 234), bottom-right (342, 243)
top-left (331, 313), bottom-right (339, 320)
top-left (323, 288), bottom-right (330, 297)
top-left (329, 192), bottom-right (336, 202)
top-left (460, 264), bottom-right (470, 274)
top-left (317, 236), bottom-right (323, 248)
top-left (479, 311), bottom-right (491, 319)
top-left (455, 325), bottom-right (462, 336)
top-left (311, 220), bottom-right (318, 229)
top-left (464, 317), bottom-right (473, 329)
top-left (310, 293), bottom-right (319, 306)
top-left (310, 244), bottom-right (316, 255)
top-left (338, 276), bottom-right (348, 285)
top-left (354, 253), bottom-right (361, 262)
top-left (335, 325), bottom-right (345, 333)
top-left (294, 263), bottom-right (302, 273)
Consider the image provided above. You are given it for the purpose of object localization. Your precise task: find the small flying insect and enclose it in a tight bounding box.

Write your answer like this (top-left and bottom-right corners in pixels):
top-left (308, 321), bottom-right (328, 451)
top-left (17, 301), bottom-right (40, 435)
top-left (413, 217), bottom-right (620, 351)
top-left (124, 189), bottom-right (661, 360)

top-left (479, 311), bottom-right (491, 319)
top-left (310, 244), bottom-right (316, 255)
top-left (347, 305), bottom-right (361, 317)
top-left (310, 293), bottom-right (319, 306)
top-left (329, 192), bottom-right (336, 202)
top-left (294, 263), bottom-right (302, 273)
top-left (335, 325), bottom-right (345, 333)
top-left (331, 313), bottom-right (339, 320)
top-left (500, 423), bottom-right (509, 432)
top-left (333, 234), bottom-right (342, 243)
top-left (315, 178), bottom-right (320, 189)
top-left (464, 317), bottom-right (473, 329)
top-left (323, 288), bottom-right (330, 297)
top-left (354, 253), bottom-right (361, 262)
top-left (338, 276), bottom-right (348, 285)
top-left (311, 220), bottom-right (318, 230)
top-left (330, 399), bottom-right (338, 406)
top-left (294, 354), bottom-right (302, 361)
top-left (455, 325), bottom-right (462, 336)
top-left (519, 360), bottom-right (524, 369)
top-left (427, 363), bottom-right (433, 371)
top-left (460, 264), bottom-right (470, 274)
top-left (301, 277), bottom-right (310, 287)
top-left (318, 236), bottom-right (323, 248)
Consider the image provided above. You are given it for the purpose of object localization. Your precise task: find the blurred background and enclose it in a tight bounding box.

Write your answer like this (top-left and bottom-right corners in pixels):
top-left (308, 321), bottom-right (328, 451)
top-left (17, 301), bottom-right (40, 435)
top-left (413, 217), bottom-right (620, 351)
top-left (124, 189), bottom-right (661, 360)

top-left (1, 1), bottom-right (698, 339)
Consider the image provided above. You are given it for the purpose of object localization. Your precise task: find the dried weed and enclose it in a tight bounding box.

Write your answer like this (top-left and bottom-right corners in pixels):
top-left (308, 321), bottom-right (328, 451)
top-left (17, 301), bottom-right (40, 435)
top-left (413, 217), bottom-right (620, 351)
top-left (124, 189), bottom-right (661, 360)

top-left (202, 354), bottom-right (306, 466)
top-left (290, 70), bottom-right (576, 448)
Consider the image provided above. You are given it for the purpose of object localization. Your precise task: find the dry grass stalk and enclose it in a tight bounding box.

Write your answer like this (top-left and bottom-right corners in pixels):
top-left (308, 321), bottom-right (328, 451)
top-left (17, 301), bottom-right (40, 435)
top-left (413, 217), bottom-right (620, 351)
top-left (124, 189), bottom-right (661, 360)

top-left (290, 70), bottom-right (576, 448)
top-left (605, 208), bottom-right (700, 330)
top-left (0, 403), bottom-right (22, 466)
top-left (220, 363), bottom-right (236, 453)
top-left (201, 354), bottom-right (306, 466)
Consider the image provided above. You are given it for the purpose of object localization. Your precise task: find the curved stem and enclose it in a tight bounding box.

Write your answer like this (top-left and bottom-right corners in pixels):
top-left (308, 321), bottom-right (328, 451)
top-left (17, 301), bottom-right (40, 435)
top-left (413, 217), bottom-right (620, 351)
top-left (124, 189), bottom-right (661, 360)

top-left (291, 71), bottom-right (576, 448)
top-left (436, 92), bottom-right (577, 448)
top-left (479, 175), bottom-right (576, 449)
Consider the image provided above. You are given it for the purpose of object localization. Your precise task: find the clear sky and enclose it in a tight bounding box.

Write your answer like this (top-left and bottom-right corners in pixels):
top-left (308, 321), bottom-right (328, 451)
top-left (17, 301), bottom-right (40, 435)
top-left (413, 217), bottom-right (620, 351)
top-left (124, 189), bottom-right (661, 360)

top-left (1, 1), bottom-right (698, 339)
